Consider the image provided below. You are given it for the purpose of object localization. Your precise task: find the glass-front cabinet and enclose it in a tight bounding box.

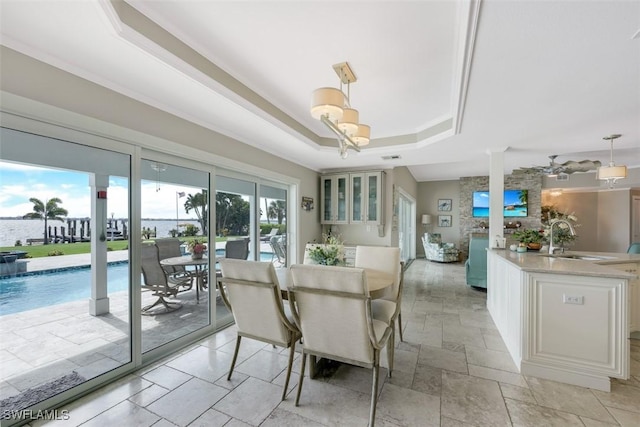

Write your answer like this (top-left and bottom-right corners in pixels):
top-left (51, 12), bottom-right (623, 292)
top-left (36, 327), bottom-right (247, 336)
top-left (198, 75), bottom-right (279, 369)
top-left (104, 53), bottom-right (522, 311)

top-left (349, 171), bottom-right (383, 225)
top-left (323, 171), bottom-right (384, 225)
top-left (321, 174), bottom-right (349, 224)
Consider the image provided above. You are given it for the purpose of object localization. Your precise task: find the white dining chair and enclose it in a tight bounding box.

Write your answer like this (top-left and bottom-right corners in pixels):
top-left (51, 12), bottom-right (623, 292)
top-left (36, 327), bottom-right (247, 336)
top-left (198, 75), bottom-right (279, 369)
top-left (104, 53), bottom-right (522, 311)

top-left (218, 259), bottom-right (301, 401)
top-left (288, 264), bottom-right (392, 427)
top-left (355, 246), bottom-right (404, 345)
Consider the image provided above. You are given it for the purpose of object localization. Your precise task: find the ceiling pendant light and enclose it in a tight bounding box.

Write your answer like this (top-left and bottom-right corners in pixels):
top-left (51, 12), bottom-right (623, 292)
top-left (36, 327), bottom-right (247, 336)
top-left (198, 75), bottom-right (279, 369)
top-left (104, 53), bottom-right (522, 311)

top-left (596, 134), bottom-right (627, 188)
top-left (310, 62), bottom-right (371, 158)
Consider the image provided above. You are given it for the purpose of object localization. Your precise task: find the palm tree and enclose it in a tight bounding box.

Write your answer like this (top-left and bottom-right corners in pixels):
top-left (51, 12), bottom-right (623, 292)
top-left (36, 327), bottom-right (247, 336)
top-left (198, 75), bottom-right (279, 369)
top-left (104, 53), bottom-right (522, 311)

top-left (184, 190), bottom-right (208, 235)
top-left (23, 197), bottom-right (68, 244)
top-left (267, 200), bottom-right (286, 225)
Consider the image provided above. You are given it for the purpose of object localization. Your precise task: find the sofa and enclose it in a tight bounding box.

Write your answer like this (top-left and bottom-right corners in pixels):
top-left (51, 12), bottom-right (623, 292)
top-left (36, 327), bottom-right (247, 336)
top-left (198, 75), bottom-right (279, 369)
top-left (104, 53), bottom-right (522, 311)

top-left (465, 235), bottom-right (489, 288)
top-left (422, 233), bottom-right (459, 263)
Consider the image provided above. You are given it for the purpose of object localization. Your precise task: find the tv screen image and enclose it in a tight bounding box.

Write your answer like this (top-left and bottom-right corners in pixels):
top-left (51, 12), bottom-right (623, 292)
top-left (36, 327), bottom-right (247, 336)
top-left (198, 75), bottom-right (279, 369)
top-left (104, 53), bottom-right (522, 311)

top-left (473, 189), bottom-right (528, 217)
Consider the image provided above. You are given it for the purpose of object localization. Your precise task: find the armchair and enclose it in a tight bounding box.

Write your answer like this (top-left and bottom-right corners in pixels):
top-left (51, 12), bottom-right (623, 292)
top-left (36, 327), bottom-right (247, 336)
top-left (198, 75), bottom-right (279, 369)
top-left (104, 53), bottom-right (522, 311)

top-left (465, 235), bottom-right (488, 288)
top-left (422, 233), bottom-right (459, 263)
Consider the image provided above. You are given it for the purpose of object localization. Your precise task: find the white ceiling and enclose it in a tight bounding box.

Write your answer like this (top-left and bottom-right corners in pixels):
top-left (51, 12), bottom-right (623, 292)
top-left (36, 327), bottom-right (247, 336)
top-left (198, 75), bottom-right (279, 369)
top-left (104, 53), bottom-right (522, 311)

top-left (0, 0), bottom-right (638, 181)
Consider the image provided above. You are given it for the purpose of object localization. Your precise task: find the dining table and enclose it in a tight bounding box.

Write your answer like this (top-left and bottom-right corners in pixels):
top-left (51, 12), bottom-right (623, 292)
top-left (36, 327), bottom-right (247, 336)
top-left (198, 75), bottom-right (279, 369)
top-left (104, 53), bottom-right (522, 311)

top-left (275, 267), bottom-right (393, 299)
top-left (160, 255), bottom-right (211, 302)
top-left (274, 265), bottom-right (395, 379)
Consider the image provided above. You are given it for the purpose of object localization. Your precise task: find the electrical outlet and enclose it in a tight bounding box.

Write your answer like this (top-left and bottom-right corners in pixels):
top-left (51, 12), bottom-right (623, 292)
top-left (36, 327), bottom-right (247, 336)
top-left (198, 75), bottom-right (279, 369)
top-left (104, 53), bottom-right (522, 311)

top-left (563, 294), bottom-right (584, 305)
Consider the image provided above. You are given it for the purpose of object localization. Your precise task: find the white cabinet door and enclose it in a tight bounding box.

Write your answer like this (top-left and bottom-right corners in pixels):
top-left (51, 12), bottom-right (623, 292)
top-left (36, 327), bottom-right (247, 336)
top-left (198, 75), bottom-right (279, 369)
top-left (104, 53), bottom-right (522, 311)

top-left (320, 174), bottom-right (349, 224)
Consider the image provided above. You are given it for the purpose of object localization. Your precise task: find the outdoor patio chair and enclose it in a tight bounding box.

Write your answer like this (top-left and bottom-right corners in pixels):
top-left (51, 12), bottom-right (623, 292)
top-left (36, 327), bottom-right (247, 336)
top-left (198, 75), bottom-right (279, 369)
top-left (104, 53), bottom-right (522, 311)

top-left (225, 238), bottom-right (250, 260)
top-left (140, 243), bottom-right (182, 315)
top-left (260, 228), bottom-right (278, 242)
top-left (288, 264), bottom-right (392, 426)
top-left (218, 259), bottom-right (301, 401)
top-left (270, 235), bottom-right (287, 266)
top-left (155, 238), bottom-right (192, 290)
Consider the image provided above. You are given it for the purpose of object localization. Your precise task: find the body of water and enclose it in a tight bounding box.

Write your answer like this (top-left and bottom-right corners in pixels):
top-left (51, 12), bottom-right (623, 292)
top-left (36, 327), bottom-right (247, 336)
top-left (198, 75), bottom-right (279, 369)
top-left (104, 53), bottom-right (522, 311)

top-left (0, 219), bottom-right (201, 247)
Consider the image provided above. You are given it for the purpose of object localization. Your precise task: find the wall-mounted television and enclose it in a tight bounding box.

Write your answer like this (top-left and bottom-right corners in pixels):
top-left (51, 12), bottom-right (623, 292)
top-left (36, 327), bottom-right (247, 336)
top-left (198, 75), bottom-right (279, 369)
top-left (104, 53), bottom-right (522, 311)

top-left (473, 189), bottom-right (528, 217)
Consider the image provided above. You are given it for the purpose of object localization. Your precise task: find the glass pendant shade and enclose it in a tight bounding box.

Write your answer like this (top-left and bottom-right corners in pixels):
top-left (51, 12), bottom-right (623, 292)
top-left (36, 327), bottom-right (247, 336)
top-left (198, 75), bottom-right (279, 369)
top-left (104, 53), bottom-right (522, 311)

top-left (337, 108), bottom-right (359, 135)
top-left (311, 88), bottom-right (344, 121)
top-left (352, 124), bottom-right (370, 146)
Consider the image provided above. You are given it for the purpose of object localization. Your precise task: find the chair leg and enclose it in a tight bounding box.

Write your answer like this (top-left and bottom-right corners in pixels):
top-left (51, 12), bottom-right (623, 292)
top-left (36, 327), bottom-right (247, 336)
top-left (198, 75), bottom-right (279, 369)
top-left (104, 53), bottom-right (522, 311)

top-left (387, 324), bottom-right (394, 378)
top-left (295, 352), bottom-right (307, 406)
top-left (397, 310), bottom-right (404, 342)
top-left (141, 296), bottom-right (181, 315)
top-left (282, 339), bottom-right (296, 401)
top-left (227, 335), bottom-right (242, 381)
top-left (369, 350), bottom-right (380, 427)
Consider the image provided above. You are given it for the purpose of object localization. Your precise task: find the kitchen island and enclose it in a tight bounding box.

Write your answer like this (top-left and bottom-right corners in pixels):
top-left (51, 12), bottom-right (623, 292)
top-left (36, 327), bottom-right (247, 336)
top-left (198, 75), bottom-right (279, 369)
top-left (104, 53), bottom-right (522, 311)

top-left (487, 249), bottom-right (639, 392)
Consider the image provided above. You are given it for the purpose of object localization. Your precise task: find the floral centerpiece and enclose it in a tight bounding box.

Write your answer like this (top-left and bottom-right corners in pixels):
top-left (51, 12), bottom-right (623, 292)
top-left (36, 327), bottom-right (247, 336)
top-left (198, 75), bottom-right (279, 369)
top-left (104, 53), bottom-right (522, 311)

top-left (187, 238), bottom-right (207, 260)
top-left (307, 233), bottom-right (345, 266)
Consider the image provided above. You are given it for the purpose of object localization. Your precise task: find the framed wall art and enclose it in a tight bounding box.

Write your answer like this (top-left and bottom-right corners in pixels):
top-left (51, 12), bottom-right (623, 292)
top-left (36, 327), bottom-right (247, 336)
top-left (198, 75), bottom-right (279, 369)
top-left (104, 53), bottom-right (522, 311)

top-left (438, 215), bottom-right (452, 227)
top-left (438, 199), bottom-right (452, 211)
top-left (301, 196), bottom-right (314, 211)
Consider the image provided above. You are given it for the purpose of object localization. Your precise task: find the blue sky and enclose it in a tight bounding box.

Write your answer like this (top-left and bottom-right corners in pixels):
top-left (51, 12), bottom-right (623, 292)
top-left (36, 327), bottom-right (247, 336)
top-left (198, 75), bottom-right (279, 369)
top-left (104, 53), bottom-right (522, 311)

top-left (0, 161), bottom-right (199, 219)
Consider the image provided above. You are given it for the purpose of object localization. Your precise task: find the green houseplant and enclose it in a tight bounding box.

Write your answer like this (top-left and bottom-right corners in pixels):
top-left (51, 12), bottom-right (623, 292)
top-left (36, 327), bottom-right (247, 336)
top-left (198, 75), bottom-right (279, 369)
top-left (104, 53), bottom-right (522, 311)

top-left (512, 228), bottom-right (545, 250)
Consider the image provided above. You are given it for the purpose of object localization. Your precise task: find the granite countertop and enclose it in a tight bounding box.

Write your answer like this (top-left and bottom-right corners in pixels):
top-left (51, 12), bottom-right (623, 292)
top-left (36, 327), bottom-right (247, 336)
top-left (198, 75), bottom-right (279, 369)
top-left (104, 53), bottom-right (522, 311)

top-left (489, 249), bottom-right (639, 279)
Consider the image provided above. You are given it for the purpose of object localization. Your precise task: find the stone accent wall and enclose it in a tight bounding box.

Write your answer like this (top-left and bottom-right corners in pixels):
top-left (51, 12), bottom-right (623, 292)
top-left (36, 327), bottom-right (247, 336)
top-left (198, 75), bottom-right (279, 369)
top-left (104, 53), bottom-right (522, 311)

top-left (459, 173), bottom-right (542, 259)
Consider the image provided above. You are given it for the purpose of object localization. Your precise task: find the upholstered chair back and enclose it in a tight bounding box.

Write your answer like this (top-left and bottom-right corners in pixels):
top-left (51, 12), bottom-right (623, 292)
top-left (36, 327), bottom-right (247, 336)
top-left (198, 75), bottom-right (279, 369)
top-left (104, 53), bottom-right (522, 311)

top-left (289, 264), bottom-right (376, 364)
top-left (219, 259), bottom-right (292, 346)
top-left (354, 246), bottom-right (401, 301)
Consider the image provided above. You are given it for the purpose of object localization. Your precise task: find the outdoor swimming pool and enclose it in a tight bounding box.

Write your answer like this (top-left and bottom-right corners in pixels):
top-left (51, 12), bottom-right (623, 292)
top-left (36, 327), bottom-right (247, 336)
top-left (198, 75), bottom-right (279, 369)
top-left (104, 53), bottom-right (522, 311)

top-left (0, 252), bottom-right (275, 315)
top-left (0, 263), bottom-right (130, 316)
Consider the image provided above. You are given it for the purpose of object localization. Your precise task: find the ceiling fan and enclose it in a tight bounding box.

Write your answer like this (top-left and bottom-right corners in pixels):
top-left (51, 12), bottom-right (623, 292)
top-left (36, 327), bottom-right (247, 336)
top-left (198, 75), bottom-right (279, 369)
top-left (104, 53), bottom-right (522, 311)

top-left (512, 155), bottom-right (601, 176)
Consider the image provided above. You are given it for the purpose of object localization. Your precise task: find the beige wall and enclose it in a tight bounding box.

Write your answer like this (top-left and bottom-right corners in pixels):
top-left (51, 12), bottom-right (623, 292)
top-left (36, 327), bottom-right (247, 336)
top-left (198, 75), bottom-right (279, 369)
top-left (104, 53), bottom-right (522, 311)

top-left (542, 191), bottom-right (599, 251)
top-left (543, 189), bottom-right (633, 253)
top-left (0, 46), bottom-right (321, 262)
top-left (416, 180), bottom-right (461, 257)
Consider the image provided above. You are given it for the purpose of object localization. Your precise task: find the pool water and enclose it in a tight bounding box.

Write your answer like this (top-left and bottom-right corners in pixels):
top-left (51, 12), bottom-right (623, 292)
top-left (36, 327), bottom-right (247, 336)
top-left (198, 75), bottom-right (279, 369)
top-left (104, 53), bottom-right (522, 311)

top-left (0, 252), bottom-right (275, 315)
top-left (0, 263), bottom-right (130, 316)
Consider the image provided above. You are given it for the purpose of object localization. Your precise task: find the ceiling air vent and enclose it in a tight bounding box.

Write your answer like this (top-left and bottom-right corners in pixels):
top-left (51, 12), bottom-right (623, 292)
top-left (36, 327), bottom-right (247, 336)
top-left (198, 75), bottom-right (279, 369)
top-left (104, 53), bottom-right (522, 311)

top-left (556, 173), bottom-right (569, 181)
top-left (382, 155), bottom-right (401, 160)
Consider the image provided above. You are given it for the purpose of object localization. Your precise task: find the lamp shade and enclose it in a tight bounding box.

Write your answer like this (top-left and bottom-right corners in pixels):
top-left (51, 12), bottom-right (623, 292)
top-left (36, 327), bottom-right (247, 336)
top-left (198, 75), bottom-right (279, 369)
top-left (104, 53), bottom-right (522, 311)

top-left (352, 123), bottom-right (370, 146)
top-left (597, 165), bottom-right (627, 180)
top-left (421, 214), bottom-right (432, 225)
top-left (337, 108), bottom-right (359, 136)
top-left (311, 87), bottom-right (344, 121)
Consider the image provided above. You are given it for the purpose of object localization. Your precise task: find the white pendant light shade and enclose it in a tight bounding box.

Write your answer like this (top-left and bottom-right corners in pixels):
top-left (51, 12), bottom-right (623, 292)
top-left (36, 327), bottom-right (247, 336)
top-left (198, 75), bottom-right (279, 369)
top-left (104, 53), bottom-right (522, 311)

top-left (311, 87), bottom-right (344, 121)
top-left (352, 124), bottom-right (370, 146)
top-left (596, 165), bottom-right (627, 180)
top-left (337, 108), bottom-right (359, 135)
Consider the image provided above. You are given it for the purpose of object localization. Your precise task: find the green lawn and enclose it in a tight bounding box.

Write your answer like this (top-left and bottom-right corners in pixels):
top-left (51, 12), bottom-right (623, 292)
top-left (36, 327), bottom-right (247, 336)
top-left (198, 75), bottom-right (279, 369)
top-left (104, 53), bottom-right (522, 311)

top-left (0, 236), bottom-right (234, 259)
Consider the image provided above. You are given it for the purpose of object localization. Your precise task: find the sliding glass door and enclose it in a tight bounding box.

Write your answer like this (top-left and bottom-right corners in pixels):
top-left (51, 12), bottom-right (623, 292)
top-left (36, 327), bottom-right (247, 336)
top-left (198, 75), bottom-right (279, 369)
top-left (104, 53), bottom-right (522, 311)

top-left (0, 128), bottom-right (132, 416)
top-left (140, 158), bottom-right (213, 353)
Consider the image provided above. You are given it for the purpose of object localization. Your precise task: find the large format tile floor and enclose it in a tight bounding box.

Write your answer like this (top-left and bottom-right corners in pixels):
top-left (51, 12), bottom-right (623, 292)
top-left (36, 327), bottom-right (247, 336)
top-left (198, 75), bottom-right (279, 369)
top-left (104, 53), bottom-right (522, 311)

top-left (31, 260), bottom-right (640, 426)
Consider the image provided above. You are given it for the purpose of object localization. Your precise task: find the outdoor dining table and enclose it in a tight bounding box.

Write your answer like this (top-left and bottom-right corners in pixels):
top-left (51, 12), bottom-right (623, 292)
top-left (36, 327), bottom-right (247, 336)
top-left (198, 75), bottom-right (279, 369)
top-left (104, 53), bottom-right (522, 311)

top-left (160, 255), bottom-right (213, 302)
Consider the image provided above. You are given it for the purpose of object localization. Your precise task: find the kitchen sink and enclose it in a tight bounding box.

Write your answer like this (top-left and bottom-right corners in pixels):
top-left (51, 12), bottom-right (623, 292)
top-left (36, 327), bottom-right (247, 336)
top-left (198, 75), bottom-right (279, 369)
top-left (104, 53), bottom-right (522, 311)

top-left (540, 254), bottom-right (616, 261)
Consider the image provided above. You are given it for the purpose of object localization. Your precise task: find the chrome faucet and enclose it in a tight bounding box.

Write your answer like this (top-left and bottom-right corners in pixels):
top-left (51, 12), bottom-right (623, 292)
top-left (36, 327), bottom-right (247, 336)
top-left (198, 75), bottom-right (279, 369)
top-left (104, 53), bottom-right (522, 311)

top-left (548, 219), bottom-right (576, 254)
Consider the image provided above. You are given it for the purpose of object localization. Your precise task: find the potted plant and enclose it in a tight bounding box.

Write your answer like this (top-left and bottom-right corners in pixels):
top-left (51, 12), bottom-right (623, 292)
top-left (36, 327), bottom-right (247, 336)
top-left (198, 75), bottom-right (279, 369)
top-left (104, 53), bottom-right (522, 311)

top-left (512, 228), bottom-right (545, 251)
top-left (187, 238), bottom-right (207, 259)
top-left (307, 234), bottom-right (345, 266)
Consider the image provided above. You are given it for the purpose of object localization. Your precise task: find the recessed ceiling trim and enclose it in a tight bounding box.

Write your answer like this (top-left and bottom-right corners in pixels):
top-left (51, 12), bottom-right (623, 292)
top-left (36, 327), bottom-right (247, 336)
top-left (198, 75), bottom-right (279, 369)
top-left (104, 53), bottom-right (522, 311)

top-left (452, 0), bottom-right (482, 134)
top-left (103, 0), bottom-right (320, 146)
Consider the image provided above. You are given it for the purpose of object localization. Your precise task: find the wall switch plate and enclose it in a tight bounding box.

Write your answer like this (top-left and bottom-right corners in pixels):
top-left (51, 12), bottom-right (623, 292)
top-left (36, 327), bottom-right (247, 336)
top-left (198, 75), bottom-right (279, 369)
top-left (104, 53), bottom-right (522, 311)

top-left (563, 294), bottom-right (584, 305)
